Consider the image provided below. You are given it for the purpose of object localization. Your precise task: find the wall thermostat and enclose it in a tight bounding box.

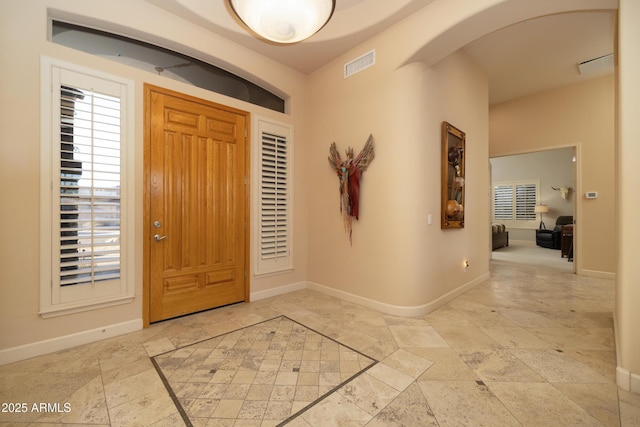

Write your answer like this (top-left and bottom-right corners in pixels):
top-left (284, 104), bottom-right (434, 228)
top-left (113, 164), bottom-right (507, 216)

top-left (585, 191), bottom-right (598, 199)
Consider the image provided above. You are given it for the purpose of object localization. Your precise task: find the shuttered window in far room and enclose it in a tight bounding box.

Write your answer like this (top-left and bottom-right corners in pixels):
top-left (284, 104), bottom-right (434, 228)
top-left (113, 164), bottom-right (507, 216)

top-left (492, 180), bottom-right (539, 228)
top-left (493, 184), bottom-right (513, 221)
top-left (256, 119), bottom-right (293, 275)
top-left (515, 183), bottom-right (537, 221)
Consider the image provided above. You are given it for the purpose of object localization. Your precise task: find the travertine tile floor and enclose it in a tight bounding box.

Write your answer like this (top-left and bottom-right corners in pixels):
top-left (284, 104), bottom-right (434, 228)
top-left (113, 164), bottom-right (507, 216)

top-left (2, 260), bottom-right (640, 426)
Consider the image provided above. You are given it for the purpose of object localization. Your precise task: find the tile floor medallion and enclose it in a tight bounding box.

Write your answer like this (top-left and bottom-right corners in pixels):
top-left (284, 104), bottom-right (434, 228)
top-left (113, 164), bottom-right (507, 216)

top-left (151, 316), bottom-right (377, 426)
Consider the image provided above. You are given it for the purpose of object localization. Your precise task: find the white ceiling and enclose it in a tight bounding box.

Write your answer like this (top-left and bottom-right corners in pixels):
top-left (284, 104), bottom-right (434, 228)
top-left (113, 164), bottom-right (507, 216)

top-left (149, 0), bottom-right (616, 105)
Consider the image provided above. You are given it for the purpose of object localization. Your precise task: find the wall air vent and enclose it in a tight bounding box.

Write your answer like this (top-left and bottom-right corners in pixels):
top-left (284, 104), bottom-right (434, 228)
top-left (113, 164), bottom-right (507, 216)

top-left (344, 49), bottom-right (376, 78)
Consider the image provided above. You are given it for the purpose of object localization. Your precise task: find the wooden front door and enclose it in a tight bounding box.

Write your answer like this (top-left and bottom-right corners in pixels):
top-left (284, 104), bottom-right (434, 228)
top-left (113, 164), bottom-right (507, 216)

top-left (145, 85), bottom-right (249, 323)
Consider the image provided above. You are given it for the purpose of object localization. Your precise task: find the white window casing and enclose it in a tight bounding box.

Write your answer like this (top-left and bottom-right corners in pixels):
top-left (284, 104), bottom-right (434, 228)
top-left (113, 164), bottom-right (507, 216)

top-left (40, 57), bottom-right (135, 317)
top-left (254, 118), bottom-right (293, 276)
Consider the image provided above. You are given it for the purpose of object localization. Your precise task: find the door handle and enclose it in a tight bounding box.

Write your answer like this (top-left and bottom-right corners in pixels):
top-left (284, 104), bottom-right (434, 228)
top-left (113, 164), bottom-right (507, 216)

top-left (154, 234), bottom-right (168, 242)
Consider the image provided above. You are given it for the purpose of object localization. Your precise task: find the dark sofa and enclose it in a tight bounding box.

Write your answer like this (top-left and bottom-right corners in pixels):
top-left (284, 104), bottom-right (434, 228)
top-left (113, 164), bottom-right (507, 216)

top-left (535, 215), bottom-right (573, 249)
top-left (492, 223), bottom-right (509, 250)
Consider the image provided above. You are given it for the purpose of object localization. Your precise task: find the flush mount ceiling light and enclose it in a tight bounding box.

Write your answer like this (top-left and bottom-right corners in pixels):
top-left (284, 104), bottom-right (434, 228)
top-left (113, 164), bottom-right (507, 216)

top-left (228, 0), bottom-right (336, 44)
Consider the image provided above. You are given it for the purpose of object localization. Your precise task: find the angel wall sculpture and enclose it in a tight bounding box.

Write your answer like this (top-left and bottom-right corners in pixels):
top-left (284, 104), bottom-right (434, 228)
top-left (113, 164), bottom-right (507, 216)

top-left (328, 134), bottom-right (375, 243)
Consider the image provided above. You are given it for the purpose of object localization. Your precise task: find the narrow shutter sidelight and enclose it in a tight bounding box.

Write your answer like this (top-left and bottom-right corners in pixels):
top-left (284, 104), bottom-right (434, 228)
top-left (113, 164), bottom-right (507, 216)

top-left (254, 118), bottom-right (293, 276)
top-left (260, 131), bottom-right (288, 260)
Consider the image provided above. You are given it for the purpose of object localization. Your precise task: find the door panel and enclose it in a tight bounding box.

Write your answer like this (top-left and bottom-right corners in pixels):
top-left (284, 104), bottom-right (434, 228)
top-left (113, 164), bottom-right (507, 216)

top-left (146, 86), bottom-right (248, 323)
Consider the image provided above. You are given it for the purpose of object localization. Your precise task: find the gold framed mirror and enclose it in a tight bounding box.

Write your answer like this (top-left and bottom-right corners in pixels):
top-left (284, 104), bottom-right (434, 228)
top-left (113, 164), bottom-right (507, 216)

top-left (441, 121), bottom-right (465, 229)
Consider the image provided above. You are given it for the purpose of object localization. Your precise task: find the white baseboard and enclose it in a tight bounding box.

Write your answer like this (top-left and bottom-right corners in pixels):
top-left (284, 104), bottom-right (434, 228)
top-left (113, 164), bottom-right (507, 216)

top-left (250, 281), bottom-right (307, 302)
top-left (0, 319), bottom-right (142, 366)
top-left (579, 269), bottom-right (616, 280)
top-left (0, 273), bottom-right (493, 365)
top-left (307, 272), bottom-right (490, 317)
top-left (616, 366), bottom-right (640, 393)
top-left (611, 314), bottom-right (639, 394)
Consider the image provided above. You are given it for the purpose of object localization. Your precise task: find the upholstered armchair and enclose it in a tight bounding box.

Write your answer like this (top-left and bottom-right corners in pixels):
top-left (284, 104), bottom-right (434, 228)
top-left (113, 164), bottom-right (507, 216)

top-left (535, 216), bottom-right (573, 249)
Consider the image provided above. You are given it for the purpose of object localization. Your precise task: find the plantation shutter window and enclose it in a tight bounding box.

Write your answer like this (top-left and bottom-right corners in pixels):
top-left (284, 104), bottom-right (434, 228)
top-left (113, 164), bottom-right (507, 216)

top-left (40, 57), bottom-right (134, 316)
top-left (59, 87), bottom-right (121, 286)
top-left (261, 132), bottom-right (288, 260)
top-left (492, 180), bottom-right (539, 229)
top-left (515, 183), bottom-right (537, 221)
top-left (255, 119), bottom-right (293, 275)
top-left (493, 184), bottom-right (513, 220)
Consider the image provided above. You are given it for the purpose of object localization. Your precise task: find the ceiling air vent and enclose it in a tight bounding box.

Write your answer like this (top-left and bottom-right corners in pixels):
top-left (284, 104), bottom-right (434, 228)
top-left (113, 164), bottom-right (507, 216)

top-left (344, 49), bottom-right (376, 78)
top-left (578, 53), bottom-right (613, 75)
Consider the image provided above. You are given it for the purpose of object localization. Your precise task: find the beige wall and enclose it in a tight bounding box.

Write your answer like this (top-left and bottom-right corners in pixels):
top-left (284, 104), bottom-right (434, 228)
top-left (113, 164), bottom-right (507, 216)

top-left (489, 75), bottom-right (616, 276)
top-left (307, 45), bottom-right (489, 310)
top-left (616, 0), bottom-right (640, 390)
top-left (0, 0), bottom-right (309, 355)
